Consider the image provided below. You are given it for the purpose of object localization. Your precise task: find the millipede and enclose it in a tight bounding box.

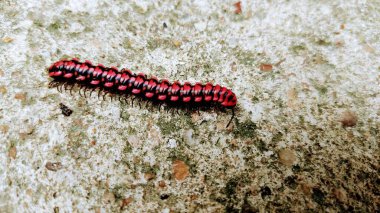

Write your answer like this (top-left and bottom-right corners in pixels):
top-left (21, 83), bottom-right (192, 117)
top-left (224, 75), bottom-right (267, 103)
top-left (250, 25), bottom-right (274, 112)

top-left (48, 58), bottom-right (237, 127)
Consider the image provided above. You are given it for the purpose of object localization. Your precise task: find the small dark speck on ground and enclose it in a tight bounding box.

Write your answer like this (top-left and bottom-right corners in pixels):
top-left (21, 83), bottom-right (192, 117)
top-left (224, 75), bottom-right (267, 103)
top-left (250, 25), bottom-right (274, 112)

top-left (312, 188), bottom-right (325, 205)
top-left (284, 175), bottom-right (298, 189)
top-left (160, 194), bottom-right (169, 200)
top-left (260, 186), bottom-right (272, 199)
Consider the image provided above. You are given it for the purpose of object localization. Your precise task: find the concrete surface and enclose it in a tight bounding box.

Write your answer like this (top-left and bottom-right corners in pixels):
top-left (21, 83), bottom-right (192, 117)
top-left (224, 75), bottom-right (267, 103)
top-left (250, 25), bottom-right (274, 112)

top-left (0, 0), bottom-right (379, 212)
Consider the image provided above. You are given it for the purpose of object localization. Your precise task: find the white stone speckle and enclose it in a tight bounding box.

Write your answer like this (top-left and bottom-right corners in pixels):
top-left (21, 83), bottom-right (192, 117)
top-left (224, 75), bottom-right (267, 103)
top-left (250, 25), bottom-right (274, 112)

top-left (167, 138), bottom-right (177, 148)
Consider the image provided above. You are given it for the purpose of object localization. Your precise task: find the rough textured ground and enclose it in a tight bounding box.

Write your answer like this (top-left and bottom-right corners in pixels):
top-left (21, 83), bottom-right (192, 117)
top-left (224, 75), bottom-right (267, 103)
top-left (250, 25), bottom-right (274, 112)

top-left (0, 0), bottom-right (379, 212)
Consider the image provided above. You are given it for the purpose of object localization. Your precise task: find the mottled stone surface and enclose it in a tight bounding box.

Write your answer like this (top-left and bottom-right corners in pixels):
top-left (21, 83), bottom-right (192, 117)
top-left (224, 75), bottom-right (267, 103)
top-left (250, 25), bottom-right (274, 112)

top-left (0, 0), bottom-right (379, 212)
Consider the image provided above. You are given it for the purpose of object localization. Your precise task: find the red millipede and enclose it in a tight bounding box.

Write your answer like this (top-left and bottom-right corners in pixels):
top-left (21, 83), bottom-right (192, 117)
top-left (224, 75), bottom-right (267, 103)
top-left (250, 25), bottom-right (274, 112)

top-left (48, 58), bottom-right (237, 127)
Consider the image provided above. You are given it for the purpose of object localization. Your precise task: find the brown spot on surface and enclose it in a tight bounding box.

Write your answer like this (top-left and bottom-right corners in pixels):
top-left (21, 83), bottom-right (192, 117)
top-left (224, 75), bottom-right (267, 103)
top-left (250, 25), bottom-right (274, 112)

top-left (363, 44), bottom-right (376, 53)
top-left (103, 191), bottom-right (115, 204)
top-left (20, 124), bottom-right (34, 135)
top-left (229, 139), bottom-right (238, 147)
top-left (120, 197), bottom-right (133, 209)
top-left (45, 162), bottom-right (63, 171)
top-left (260, 63), bottom-right (273, 72)
top-left (190, 194), bottom-right (198, 200)
top-left (278, 148), bottom-right (297, 166)
top-left (2, 37), bottom-right (13, 43)
top-left (173, 40), bottom-right (181, 47)
top-left (0, 86), bottom-right (7, 94)
top-left (8, 146), bottom-right (17, 159)
top-left (172, 160), bottom-right (190, 181)
top-left (0, 125), bottom-right (9, 134)
top-left (340, 110), bottom-right (358, 127)
top-left (301, 183), bottom-right (313, 196)
top-left (15, 92), bottom-right (26, 100)
top-left (233, 1), bottom-right (242, 14)
top-left (287, 88), bottom-right (298, 109)
top-left (144, 173), bottom-right (155, 181)
top-left (158, 180), bottom-right (166, 188)
top-left (333, 188), bottom-right (348, 203)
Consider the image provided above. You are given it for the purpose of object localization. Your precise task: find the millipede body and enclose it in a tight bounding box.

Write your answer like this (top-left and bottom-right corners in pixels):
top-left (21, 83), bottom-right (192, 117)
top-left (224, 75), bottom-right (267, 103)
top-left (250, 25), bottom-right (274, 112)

top-left (48, 58), bottom-right (237, 126)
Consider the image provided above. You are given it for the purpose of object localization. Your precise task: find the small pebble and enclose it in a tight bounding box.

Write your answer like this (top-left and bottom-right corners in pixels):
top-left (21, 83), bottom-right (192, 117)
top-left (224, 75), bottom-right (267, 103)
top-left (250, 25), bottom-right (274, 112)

top-left (167, 139), bottom-right (177, 148)
top-left (59, 103), bottom-right (73, 116)
top-left (333, 188), bottom-right (348, 203)
top-left (14, 92), bottom-right (26, 101)
top-left (45, 162), bottom-right (63, 171)
top-left (160, 194), bottom-right (169, 200)
top-left (2, 37), bottom-right (13, 43)
top-left (190, 194), bottom-right (198, 200)
top-left (340, 110), bottom-right (357, 127)
top-left (120, 197), bottom-right (133, 209)
top-left (128, 135), bottom-right (140, 147)
top-left (103, 191), bottom-right (115, 203)
top-left (158, 180), bottom-right (166, 188)
top-left (0, 86), bottom-right (7, 94)
top-left (233, 1), bottom-right (242, 14)
top-left (173, 40), bottom-right (181, 47)
top-left (20, 124), bottom-right (34, 135)
top-left (230, 61), bottom-right (237, 72)
top-left (144, 173), bottom-right (155, 181)
top-left (278, 149), bottom-right (297, 166)
top-left (8, 146), bottom-right (17, 159)
top-left (260, 186), bottom-right (271, 198)
top-left (301, 183), bottom-right (313, 196)
top-left (0, 125), bottom-right (9, 134)
top-left (172, 160), bottom-right (189, 181)
top-left (260, 64), bottom-right (273, 72)
top-left (184, 129), bottom-right (195, 145)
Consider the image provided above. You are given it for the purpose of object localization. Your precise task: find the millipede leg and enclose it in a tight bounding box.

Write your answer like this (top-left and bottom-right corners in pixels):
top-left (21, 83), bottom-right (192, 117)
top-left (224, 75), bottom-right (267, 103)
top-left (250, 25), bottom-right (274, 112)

top-left (90, 88), bottom-right (96, 98)
top-left (226, 108), bottom-right (235, 128)
top-left (102, 92), bottom-right (108, 101)
top-left (48, 81), bottom-right (55, 88)
top-left (153, 103), bottom-right (157, 112)
top-left (131, 98), bottom-right (134, 107)
top-left (50, 81), bottom-right (61, 91)
top-left (98, 89), bottom-right (102, 99)
top-left (69, 84), bottom-right (74, 95)
top-left (124, 97), bottom-right (129, 105)
top-left (158, 104), bottom-right (162, 112)
top-left (78, 86), bottom-right (83, 97)
top-left (83, 88), bottom-right (87, 98)
top-left (63, 82), bottom-right (68, 91)
top-left (58, 84), bottom-right (63, 93)
top-left (148, 102), bottom-right (154, 111)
